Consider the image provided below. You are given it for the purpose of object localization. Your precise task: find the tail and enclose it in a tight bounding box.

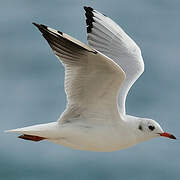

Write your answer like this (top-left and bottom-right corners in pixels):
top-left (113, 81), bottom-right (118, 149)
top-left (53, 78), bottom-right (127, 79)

top-left (5, 122), bottom-right (59, 142)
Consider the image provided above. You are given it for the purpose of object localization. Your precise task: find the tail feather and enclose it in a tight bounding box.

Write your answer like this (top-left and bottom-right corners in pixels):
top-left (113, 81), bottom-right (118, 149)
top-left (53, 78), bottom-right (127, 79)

top-left (5, 122), bottom-right (60, 140)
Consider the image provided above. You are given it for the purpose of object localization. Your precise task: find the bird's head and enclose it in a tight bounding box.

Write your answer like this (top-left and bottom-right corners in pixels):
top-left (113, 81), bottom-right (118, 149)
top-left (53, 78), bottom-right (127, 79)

top-left (135, 118), bottom-right (176, 141)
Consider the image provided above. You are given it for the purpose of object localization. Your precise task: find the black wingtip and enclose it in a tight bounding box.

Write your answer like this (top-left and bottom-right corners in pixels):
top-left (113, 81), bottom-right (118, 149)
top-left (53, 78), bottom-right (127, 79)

top-left (32, 22), bottom-right (48, 33)
top-left (84, 7), bottom-right (94, 33)
top-left (83, 6), bottom-right (93, 12)
top-left (32, 22), bottom-right (39, 28)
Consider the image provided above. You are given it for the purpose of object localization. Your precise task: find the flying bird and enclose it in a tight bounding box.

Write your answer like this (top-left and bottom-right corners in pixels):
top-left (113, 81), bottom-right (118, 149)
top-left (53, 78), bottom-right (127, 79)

top-left (6, 7), bottom-right (176, 152)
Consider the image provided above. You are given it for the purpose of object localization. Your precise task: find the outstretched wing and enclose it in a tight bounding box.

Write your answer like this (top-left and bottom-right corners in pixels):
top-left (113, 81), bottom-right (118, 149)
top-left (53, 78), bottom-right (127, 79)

top-left (84, 7), bottom-right (144, 115)
top-left (33, 23), bottom-right (125, 123)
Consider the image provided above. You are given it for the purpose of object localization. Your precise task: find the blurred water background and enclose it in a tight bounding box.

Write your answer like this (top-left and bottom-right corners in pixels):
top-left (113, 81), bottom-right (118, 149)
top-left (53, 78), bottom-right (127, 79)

top-left (1, 0), bottom-right (180, 179)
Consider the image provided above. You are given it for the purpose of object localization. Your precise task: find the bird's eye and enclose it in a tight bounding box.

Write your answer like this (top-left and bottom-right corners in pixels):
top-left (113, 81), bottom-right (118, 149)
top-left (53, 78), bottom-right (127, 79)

top-left (148, 125), bottom-right (155, 131)
top-left (138, 125), bottom-right (143, 131)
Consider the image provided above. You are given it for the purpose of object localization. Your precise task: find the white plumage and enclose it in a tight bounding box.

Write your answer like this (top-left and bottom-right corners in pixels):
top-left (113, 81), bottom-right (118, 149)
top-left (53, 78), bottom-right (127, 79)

top-left (86, 8), bottom-right (144, 115)
top-left (6, 7), bottom-right (176, 152)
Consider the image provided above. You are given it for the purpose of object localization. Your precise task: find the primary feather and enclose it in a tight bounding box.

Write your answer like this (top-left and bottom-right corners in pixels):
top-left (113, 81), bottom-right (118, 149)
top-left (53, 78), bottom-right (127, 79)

top-left (84, 6), bottom-right (144, 115)
top-left (32, 23), bottom-right (125, 124)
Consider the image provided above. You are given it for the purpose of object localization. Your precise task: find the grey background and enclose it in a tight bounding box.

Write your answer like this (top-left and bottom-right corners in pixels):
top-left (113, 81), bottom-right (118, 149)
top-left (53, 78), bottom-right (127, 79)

top-left (1, 0), bottom-right (180, 179)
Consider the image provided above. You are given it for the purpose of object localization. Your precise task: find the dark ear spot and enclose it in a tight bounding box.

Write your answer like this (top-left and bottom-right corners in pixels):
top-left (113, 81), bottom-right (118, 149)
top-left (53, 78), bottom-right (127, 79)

top-left (148, 125), bottom-right (155, 131)
top-left (138, 125), bottom-right (143, 131)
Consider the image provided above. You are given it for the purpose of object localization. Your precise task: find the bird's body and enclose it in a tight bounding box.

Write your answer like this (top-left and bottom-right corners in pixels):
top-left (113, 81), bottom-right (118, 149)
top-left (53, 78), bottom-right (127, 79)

top-left (6, 7), bottom-right (176, 152)
top-left (9, 116), bottom-right (154, 152)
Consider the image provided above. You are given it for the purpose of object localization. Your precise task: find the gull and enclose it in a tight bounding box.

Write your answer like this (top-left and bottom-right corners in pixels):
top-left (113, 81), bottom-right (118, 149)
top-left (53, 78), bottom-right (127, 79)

top-left (6, 6), bottom-right (176, 152)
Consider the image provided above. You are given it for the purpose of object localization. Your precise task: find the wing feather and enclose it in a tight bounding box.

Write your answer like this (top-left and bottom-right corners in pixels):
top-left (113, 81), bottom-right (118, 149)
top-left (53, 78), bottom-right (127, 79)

top-left (84, 7), bottom-right (144, 115)
top-left (33, 23), bottom-right (125, 123)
